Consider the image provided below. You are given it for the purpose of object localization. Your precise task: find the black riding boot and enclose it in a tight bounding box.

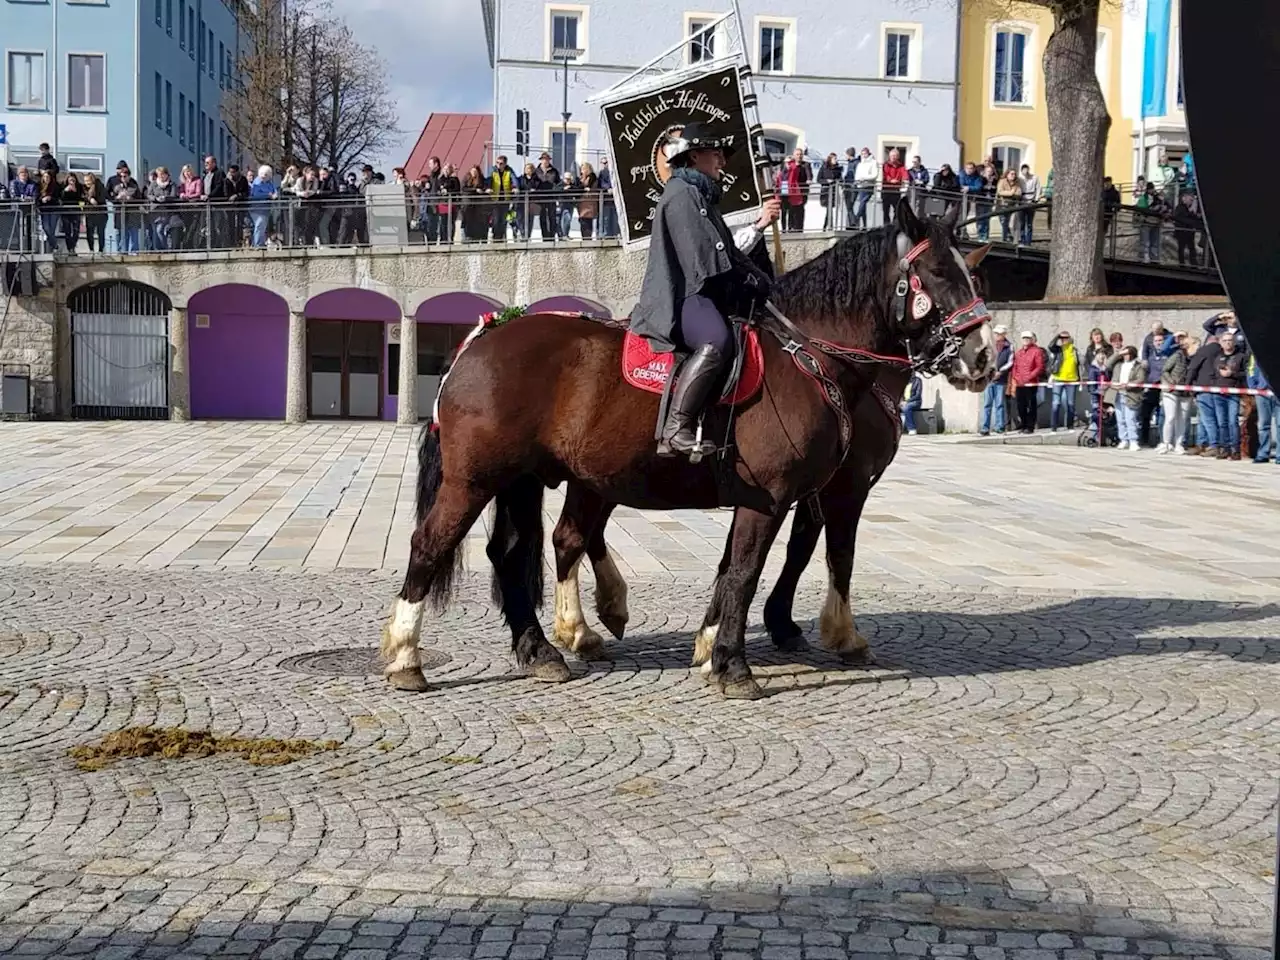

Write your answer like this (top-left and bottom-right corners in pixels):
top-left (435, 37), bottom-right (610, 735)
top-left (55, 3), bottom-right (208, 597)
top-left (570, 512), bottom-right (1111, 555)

top-left (659, 343), bottom-right (728, 460)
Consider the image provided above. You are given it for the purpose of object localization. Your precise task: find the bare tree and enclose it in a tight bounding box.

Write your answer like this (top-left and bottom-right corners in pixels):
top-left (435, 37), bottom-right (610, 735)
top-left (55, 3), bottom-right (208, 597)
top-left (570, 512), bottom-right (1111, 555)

top-left (223, 0), bottom-right (400, 174)
top-left (289, 23), bottom-right (401, 174)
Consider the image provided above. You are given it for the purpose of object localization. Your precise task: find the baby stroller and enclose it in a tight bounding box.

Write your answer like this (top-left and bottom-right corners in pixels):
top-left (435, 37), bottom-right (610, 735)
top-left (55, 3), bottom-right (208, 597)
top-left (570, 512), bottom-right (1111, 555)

top-left (1078, 402), bottom-right (1119, 447)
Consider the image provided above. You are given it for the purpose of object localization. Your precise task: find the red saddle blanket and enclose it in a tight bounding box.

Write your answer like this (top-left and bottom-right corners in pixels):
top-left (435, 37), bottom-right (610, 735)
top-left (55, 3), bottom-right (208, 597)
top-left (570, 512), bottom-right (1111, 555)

top-left (621, 329), bottom-right (765, 405)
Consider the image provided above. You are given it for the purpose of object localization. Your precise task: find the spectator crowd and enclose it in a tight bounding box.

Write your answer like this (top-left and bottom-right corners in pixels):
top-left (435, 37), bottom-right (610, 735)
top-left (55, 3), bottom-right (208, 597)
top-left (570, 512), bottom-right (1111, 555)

top-left (977, 310), bottom-right (1277, 464)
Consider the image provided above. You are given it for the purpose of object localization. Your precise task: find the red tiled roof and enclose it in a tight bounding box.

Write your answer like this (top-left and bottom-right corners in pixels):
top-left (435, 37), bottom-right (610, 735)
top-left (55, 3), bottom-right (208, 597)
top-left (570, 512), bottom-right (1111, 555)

top-left (404, 113), bottom-right (494, 178)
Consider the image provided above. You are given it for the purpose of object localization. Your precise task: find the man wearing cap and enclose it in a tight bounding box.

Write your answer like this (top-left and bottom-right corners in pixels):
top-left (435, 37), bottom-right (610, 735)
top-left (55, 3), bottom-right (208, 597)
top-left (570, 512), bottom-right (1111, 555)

top-left (1010, 331), bottom-right (1046, 432)
top-left (631, 121), bottom-right (782, 458)
top-left (532, 152), bottom-right (560, 240)
top-left (1046, 330), bottom-right (1081, 431)
top-left (979, 324), bottom-right (1012, 435)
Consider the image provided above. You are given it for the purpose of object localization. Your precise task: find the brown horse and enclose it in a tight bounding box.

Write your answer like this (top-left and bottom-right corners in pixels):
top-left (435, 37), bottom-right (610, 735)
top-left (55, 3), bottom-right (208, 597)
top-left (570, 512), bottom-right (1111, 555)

top-left (382, 199), bottom-right (995, 700)
top-left (548, 245), bottom-right (995, 668)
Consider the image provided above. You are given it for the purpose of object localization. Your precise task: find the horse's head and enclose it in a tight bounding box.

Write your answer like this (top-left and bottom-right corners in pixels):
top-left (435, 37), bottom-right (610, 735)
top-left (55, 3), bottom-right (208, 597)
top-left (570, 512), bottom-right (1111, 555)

top-left (886, 199), bottom-right (996, 392)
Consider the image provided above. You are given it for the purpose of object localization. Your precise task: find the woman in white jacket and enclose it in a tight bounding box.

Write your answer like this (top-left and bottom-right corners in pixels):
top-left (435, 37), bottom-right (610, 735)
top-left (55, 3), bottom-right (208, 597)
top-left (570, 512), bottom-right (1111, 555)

top-left (849, 147), bottom-right (879, 230)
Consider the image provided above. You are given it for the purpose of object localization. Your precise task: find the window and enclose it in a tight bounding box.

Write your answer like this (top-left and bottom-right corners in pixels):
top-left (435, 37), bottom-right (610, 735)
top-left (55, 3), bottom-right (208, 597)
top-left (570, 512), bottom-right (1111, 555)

top-left (760, 24), bottom-right (786, 72)
top-left (993, 28), bottom-right (1028, 104)
top-left (154, 72), bottom-right (162, 127)
top-left (165, 80), bottom-right (172, 135)
top-left (178, 3), bottom-right (185, 47)
top-left (552, 13), bottom-right (578, 52)
top-left (199, 20), bottom-right (205, 70)
top-left (688, 18), bottom-right (715, 64)
top-left (755, 18), bottom-right (795, 74)
top-left (545, 5), bottom-right (588, 61)
top-left (188, 100), bottom-right (196, 152)
top-left (156, 0), bottom-right (162, 25)
top-left (988, 141), bottom-right (1031, 177)
top-left (545, 120), bottom-right (586, 173)
top-left (7, 51), bottom-right (46, 108)
top-left (67, 155), bottom-right (104, 175)
top-left (179, 92), bottom-right (186, 144)
top-left (885, 31), bottom-right (910, 78)
top-left (166, 0), bottom-right (173, 35)
top-left (198, 110), bottom-right (205, 153)
top-left (208, 29), bottom-right (215, 77)
top-left (67, 53), bottom-right (105, 110)
top-left (219, 41), bottom-right (226, 87)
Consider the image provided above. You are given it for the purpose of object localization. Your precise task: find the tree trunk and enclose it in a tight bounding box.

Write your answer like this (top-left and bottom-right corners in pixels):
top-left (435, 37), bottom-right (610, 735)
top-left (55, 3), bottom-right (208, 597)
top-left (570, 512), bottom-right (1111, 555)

top-left (1043, 0), bottom-right (1110, 297)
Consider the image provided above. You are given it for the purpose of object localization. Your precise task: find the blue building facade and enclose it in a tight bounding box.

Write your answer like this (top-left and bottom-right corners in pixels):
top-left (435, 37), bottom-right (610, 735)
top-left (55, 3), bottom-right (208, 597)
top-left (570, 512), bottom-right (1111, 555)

top-left (1, 0), bottom-right (244, 183)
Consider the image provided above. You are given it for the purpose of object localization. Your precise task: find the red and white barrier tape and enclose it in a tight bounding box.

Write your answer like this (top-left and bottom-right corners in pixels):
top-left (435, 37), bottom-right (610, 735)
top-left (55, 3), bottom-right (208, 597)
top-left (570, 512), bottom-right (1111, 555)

top-left (1016, 380), bottom-right (1274, 398)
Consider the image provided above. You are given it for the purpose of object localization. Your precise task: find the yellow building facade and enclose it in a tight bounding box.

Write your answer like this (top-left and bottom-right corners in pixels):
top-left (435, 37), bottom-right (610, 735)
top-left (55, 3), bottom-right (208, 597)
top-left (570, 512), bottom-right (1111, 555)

top-left (956, 0), bottom-right (1134, 186)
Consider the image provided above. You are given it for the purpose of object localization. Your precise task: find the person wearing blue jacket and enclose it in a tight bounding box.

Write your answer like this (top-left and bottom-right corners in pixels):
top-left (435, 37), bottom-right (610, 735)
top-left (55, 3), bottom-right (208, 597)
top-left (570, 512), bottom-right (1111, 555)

top-left (957, 162), bottom-right (988, 241)
top-left (1248, 354), bottom-right (1277, 464)
top-left (900, 373), bottom-right (923, 435)
top-left (980, 325), bottom-right (1013, 435)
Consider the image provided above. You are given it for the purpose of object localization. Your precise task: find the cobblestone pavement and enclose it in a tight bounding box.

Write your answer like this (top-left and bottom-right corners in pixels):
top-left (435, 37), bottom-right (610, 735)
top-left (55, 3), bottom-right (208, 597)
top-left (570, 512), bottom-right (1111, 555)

top-left (1, 422), bottom-right (1278, 598)
top-left (1, 562), bottom-right (1277, 959)
top-left (0, 423), bottom-right (1278, 958)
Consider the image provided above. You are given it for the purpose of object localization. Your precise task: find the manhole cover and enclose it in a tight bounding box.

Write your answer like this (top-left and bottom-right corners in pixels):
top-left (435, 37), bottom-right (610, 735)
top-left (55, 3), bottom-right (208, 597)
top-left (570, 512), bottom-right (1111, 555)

top-left (280, 648), bottom-right (450, 677)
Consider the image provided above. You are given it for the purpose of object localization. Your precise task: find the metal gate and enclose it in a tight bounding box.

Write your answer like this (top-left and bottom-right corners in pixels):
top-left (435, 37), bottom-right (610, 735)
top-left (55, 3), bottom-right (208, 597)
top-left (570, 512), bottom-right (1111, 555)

top-left (69, 282), bottom-right (171, 419)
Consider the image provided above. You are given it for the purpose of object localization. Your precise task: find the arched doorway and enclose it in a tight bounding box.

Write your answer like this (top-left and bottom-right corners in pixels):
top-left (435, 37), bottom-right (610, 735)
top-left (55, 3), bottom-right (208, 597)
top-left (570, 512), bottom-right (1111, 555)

top-left (188, 283), bottom-right (290, 419)
top-left (410, 292), bottom-right (504, 420)
top-left (527, 296), bottom-right (612, 317)
top-left (304, 289), bottom-right (401, 420)
top-left (67, 281), bottom-right (172, 420)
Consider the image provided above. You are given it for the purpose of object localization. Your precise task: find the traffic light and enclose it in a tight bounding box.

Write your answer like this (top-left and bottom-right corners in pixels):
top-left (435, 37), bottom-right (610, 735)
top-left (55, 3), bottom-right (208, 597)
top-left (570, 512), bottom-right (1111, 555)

top-left (515, 109), bottom-right (529, 156)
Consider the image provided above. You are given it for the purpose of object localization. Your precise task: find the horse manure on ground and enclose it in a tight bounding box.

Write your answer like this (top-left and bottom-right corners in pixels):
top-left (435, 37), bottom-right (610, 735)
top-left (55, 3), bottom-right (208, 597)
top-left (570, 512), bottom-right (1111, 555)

top-left (67, 726), bottom-right (341, 771)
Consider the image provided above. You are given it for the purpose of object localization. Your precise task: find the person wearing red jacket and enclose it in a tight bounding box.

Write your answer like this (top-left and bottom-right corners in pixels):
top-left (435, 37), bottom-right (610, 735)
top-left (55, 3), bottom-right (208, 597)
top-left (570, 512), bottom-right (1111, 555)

top-left (880, 148), bottom-right (910, 225)
top-left (774, 148), bottom-right (811, 233)
top-left (1011, 331), bottom-right (1047, 432)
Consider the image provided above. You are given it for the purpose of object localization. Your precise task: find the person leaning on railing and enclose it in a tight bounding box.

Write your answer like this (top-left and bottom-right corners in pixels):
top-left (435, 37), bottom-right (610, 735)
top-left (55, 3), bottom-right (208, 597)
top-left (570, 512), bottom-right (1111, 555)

top-left (577, 162), bottom-right (600, 240)
top-left (995, 169), bottom-right (1022, 244)
top-left (59, 172), bottom-right (83, 254)
top-left (36, 170), bottom-right (60, 252)
top-left (82, 172), bottom-right (108, 253)
top-left (146, 166), bottom-right (183, 251)
top-left (177, 164), bottom-right (204, 250)
top-left (107, 161), bottom-right (143, 254)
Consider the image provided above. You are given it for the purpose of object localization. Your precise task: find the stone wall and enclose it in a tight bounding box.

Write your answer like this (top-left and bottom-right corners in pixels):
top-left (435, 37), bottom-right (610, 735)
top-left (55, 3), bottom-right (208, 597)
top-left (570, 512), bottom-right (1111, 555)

top-left (0, 285), bottom-right (57, 417)
top-left (917, 299), bottom-right (1231, 433)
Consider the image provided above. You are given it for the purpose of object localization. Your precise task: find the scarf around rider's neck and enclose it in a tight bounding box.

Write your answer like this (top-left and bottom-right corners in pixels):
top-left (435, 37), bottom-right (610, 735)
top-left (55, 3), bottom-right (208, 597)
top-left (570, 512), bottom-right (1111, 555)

top-left (670, 166), bottom-right (721, 204)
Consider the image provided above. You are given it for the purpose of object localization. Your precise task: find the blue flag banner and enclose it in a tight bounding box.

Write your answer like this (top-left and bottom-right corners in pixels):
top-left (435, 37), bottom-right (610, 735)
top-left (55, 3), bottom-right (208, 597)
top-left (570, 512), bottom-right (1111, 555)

top-left (1141, 0), bottom-right (1172, 118)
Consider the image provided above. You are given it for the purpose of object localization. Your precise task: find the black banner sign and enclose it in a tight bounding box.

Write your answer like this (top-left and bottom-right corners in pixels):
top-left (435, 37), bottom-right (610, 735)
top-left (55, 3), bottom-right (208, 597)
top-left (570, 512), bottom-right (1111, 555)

top-left (600, 66), bottom-right (762, 244)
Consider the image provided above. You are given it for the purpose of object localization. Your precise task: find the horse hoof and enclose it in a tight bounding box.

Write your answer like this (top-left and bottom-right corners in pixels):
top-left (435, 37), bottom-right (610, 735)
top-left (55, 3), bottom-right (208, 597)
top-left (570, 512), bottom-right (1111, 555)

top-left (386, 667), bottom-right (429, 692)
top-left (600, 614), bottom-right (628, 641)
top-left (772, 632), bottom-right (809, 653)
top-left (575, 639), bottom-right (613, 662)
top-left (529, 660), bottom-right (573, 683)
top-left (721, 678), bottom-right (764, 700)
top-left (839, 646), bottom-right (876, 666)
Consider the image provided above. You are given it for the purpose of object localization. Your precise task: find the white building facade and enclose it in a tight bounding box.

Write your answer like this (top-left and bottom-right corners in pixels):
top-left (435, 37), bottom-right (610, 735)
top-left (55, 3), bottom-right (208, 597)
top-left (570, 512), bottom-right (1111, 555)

top-left (481, 0), bottom-right (962, 175)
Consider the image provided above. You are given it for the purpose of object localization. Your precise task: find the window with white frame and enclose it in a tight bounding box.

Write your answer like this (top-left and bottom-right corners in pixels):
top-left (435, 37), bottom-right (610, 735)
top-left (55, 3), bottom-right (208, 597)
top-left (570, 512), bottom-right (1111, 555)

top-left (7, 51), bottom-right (46, 108)
top-left (758, 21), bottom-right (789, 73)
top-left (992, 27), bottom-right (1030, 104)
top-left (988, 141), bottom-right (1031, 177)
top-left (546, 5), bottom-right (587, 61)
top-left (67, 53), bottom-right (105, 110)
top-left (882, 23), bottom-right (921, 81)
top-left (688, 17), bottom-right (716, 64)
top-left (67, 155), bottom-right (104, 175)
top-left (544, 121), bottom-right (586, 174)
top-left (1094, 29), bottom-right (1110, 94)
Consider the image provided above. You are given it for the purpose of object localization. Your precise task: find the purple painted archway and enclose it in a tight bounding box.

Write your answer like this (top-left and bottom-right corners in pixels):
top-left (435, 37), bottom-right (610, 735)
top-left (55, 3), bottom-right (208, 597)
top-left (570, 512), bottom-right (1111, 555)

top-left (305, 288), bottom-right (401, 322)
top-left (398, 292), bottom-right (505, 422)
top-left (188, 284), bottom-right (289, 419)
top-left (528, 296), bottom-right (612, 318)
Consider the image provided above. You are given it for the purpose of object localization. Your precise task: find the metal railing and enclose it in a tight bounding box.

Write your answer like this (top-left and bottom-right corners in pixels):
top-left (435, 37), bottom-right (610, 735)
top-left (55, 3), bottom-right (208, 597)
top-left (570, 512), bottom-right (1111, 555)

top-left (0, 182), bottom-right (1217, 273)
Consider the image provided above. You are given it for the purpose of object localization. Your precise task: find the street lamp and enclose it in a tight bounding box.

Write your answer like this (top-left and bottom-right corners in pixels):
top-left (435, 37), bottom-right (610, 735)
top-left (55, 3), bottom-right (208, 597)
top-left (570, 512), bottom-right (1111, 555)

top-left (552, 46), bottom-right (583, 172)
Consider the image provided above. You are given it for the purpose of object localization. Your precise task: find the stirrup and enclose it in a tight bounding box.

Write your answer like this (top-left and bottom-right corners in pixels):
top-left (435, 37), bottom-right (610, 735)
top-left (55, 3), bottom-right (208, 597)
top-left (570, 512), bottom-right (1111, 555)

top-left (658, 418), bottom-right (716, 462)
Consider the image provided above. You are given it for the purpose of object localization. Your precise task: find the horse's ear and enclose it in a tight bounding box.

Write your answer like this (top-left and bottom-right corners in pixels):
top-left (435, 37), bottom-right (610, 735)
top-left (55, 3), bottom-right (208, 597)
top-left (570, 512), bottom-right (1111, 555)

top-left (964, 243), bottom-right (992, 269)
top-left (897, 196), bottom-right (923, 241)
top-left (941, 200), bottom-right (960, 232)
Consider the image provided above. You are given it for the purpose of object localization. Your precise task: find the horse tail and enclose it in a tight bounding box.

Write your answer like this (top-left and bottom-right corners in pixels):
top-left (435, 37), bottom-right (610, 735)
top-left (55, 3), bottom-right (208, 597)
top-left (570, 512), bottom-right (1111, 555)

top-left (486, 474), bottom-right (547, 655)
top-left (415, 424), bottom-right (463, 609)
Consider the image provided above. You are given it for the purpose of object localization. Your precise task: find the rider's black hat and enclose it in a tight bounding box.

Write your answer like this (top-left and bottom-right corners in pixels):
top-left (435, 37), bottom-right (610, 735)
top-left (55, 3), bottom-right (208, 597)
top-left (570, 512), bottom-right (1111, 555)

top-left (664, 121), bottom-right (736, 166)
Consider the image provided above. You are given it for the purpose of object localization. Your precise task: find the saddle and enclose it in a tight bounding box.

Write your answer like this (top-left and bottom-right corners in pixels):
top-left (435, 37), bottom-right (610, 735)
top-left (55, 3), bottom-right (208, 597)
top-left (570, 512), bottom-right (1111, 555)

top-left (621, 322), bottom-right (764, 405)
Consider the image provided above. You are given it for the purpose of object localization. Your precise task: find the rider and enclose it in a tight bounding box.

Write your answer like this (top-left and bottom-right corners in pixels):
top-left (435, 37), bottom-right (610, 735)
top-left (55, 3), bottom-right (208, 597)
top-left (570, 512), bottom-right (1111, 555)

top-left (630, 121), bottom-right (784, 459)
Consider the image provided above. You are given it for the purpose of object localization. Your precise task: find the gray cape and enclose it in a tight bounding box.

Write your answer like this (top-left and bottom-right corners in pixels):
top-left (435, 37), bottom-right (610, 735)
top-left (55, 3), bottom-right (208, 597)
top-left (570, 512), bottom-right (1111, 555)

top-left (629, 177), bottom-right (769, 353)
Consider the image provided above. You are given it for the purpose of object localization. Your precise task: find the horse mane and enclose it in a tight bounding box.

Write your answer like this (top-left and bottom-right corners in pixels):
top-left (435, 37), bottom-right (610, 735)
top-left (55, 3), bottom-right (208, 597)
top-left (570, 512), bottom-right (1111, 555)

top-left (771, 217), bottom-right (957, 335)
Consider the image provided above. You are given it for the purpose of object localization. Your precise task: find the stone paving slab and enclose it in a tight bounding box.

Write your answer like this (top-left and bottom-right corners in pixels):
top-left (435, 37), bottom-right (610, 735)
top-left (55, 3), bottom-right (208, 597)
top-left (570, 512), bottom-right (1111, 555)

top-left (1, 423), bottom-right (1278, 600)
